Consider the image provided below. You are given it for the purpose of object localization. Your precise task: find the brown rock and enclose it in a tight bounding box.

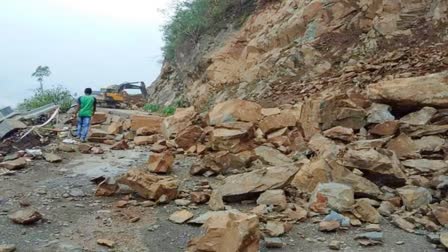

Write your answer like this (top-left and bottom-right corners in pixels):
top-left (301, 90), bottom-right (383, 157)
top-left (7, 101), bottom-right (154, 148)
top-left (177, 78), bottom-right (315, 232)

top-left (43, 153), bottom-right (62, 163)
top-left (308, 133), bottom-right (344, 159)
top-left (130, 115), bottom-right (163, 132)
top-left (265, 221), bottom-right (287, 237)
top-left (319, 221), bottom-right (340, 232)
top-left (9, 209), bottom-right (42, 225)
top-left (400, 107), bottom-right (437, 125)
top-left (191, 192), bottom-right (210, 204)
top-left (261, 108), bottom-right (281, 117)
top-left (208, 190), bottom-right (225, 211)
top-left (210, 128), bottom-right (252, 152)
top-left (254, 146), bottom-right (292, 166)
top-left (91, 112), bottom-right (107, 124)
top-left (400, 124), bottom-right (448, 137)
top-left (347, 137), bottom-right (392, 150)
top-left (309, 183), bottom-right (355, 212)
top-left (352, 199), bottom-right (381, 224)
top-left (97, 239), bottom-right (115, 248)
top-left (95, 178), bottom-right (119, 197)
top-left (291, 158), bottom-right (330, 193)
top-left (414, 136), bottom-right (445, 153)
top-left (0, 244), bottom-right (16, 252)
top-left (0, 158), bottom-right (27, 170)
top-left (134, 135), bottom-right (158, 146)
top-left (441, 232), bottom-right (448, 249)
top-left (169, 210), bottom-right (194, 224)
top-left (368, 71), bottom-right (448, 108)
top-left (386, 133), bottom-right (419, 159)
top-left (78, 143), bottom-right (92, 153)
top-left (110, 140), bottom-right (129, 150)
top-left (207, 99), bottom-right (262, 125)
top-left (58, 143), bottom-right (76, 152)
top-left (432, 206), bottom-right (448, 226)
top-left (219, 166), bottom-right (299, 202)
top-left (369, 121), bottom-right (400, 136)
top-left (256, 190), bottom-right (287, 211)
top-left (323, 126), bottom-right (355, 142)
top-left (136, 126), bottom-right (153, 136)
top-left (148, 151), bottom-right (174, 174)
top-left (175, 125), bottom-right (203, 149)
top-left (107, 122), bottom-right (122, 135)
top-left (397, 186), bottom-right (432, 210)
top-left (90, 147), bottom-right (104, 154)
top-left (259, 112), bottom-right (296, 134)
top-left (117, 169), bottom-right (178, 201)
top-left (199, 151), bottom-right (250, 175)
top-left (391, 215), bottom-right (415, 233)
top-left (342, 148), bottom-right (406, 187)
top-left (187, 212), bottom-right (260, 252)
top-left (402, 159), bottom-right (448, 173)
top-left (162, 106), bottom-right (197, 138)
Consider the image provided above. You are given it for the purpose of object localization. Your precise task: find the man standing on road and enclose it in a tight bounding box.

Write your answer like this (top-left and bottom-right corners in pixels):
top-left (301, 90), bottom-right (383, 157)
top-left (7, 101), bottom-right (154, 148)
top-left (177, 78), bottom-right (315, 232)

top-left (76, 88), bottom-right (96, 142)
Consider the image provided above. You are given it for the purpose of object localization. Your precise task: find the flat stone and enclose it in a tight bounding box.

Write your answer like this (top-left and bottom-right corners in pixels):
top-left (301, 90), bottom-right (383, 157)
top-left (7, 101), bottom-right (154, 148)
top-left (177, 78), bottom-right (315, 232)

top-left (397, 186), bottom-right (432, 210)
top-left (169, 210), bottom-right (194, 224)
top-left (309, 183), bottom-right (354, 212)
top-left (97, 239), bottom-right (115, 248)
top-left (401, 159), bottom-right (448, 173)
top-left (0, 244), bottom-right (16, 252)
top-left (440, 232), bottom-right (448, 249)
top-left (257, 190), bottom-right (287, 211)
top-left (355, 232), bottom-right (383, 242)
top-left (8, 209), bottom-right (42, 225)
top-left (323, 126), bottom-right (355, 142)
top-left (265, 221), bottom-right (286, 237)
top-left (369, 121), bottom-right (400, 136)
top-left (265, 237), bottom-right (284, 248)
top-left (319, 221), bottom-right (340, 232)
top-left (400, 107), bottom-right (437, 125)
top-left (0, 158), bottom-right (27, 170)
top-left (328, 240), bottom-right (341, 250)
top-left (254, 146), bottom-right (293, 166)
top-left (43, 153), bottom-right (62, 163)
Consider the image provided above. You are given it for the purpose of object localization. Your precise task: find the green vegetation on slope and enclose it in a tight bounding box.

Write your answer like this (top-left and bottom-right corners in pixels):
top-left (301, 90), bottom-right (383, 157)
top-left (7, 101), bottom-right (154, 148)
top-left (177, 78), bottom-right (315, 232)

top-left (162, 0), bottom-right (256, 61)
top-left (19, 86), bottom-right (73, 113)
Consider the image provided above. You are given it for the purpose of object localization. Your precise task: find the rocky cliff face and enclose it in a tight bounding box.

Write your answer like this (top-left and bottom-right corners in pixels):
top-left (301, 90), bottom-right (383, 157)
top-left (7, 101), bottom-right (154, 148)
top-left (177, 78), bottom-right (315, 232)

top-left (148, 0), bottom-right (448, 109)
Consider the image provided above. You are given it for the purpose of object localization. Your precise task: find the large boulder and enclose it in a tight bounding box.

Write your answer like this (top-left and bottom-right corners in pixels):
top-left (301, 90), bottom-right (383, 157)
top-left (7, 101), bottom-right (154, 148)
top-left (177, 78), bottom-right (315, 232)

top-left (254, 146), bottom-right (293, 166)
top-left (187, 212), bottom-right (260, 252)
top-left (309, 183), bottom-right (355, 212)
top-left (117, 169), bottom-right (178, 201)
top-left (130, 115), bottom-right (163, 133)
top-left (207, 99), bottom-right (262, 125)
top-left (397, 186), bottom-right (432, 210)
top-left (175, 125), bottom-right (203, 149)
top-left (161, 106), bottom-right (197, 138)
top-left (218, 166), bottom-right (299, 202)
top-left (367, 71), bottom-right (448, 108)
top-left (210, 128), bottom-right (253, 153)
top-left (259, 112), bottom-right (297, 134)
top-left (342, 148), bottom-right (406, 187)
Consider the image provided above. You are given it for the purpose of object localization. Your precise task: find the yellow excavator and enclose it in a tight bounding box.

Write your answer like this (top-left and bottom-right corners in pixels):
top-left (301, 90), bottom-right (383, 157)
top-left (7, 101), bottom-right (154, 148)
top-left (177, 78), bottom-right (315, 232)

top-left (95, 81), bottom-right (148, 108)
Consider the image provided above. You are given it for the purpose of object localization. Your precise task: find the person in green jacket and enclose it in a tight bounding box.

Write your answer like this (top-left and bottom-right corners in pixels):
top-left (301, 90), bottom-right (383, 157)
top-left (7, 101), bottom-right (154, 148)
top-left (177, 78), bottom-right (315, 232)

top-left (76, 88), bottom-right (97, 142)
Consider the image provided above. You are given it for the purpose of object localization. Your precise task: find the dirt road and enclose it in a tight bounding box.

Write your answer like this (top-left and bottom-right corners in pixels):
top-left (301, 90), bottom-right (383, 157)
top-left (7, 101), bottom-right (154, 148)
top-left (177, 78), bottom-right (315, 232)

top-left (0, 147), bottom-right (439, 251)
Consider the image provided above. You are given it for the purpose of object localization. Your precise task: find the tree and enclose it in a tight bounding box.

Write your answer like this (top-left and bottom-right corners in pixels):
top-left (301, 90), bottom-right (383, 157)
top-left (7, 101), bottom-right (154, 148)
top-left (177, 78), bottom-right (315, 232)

top-left (31, 66), bottom-right (51, 90)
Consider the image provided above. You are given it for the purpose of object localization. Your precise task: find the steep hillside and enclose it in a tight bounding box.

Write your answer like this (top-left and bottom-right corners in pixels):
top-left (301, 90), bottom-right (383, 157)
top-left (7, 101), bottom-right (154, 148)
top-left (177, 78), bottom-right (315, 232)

top-left (148, 0), bottom-right (448, 109)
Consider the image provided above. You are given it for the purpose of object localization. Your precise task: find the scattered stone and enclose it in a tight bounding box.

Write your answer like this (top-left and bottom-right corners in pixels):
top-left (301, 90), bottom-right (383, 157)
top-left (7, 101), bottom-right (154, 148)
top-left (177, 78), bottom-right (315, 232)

top-left (110, 140), bottom-right (129, 150)
top-left (378, 201), bottom-right (396, 217)
top-left (401, 159), bottom-right (448, 173)
top-left (207, 99), bottom-right (262, 125)
top-left (78, 143), bottom-right (92, 153)
top-left (187, 212), bottom-right (260, 251)
top-left (400, 107), bottom-right (438, 125)
top-left (265, 237), bottom-right (284, 248)
top-left (432, 206), bottom-right (448, 226)
top-left (256, 190), bottom-right (287, 211)
top-left (117, 169), bottom-right (178, 201)
top-left (219, 166), bottom-right (298, 202)
top-left (174, 199), bottom-right (191, 206)
top-left (426, 233), bottom-right (441, 244)
top-left (43, 153), bottom-right (62, 163)
top-left (0, 158), bottom-right (27, 170)
top-left (9, 209), bottom-right (42, 225)
top-left (319, 221), bottom-right (340, 232)
top-left (208, 190), bottom-right (225, 211)
top-left (107, 122), bottom-right (122, 135)
top-left (148, 151), bottom-right (174, 174)
top-left (136, 126), bottom-right (153, 136)
top-left (440, 232), bottom-right (448, 249)
top-left (352, 199), bottom-right (381, 224)
top-left (309, 183), bottom-right (354, 212)
top-left (175, 125), bottom-right (203, 150)
top-left (95, 178), bottom-right (119, 197)
top-left (134, 135), bottom-right (157, 146)
top-left (162, 106), bottom-right (197, 138)
top-left (367, 71), bottom-right (448, 108)
top-left (328, 240), bottom-right (341, 250)
top-left (414, 136), bottom-right (445, 153)
top-left (97, 239), bottom-right (115, 248)
top-left (355, 232), bottom-right (383, 244)
top-left (323, 126), bottom-right (355, 142)
top-left (130, 115), bottom-right (163, 132)
top-left (391, 215), bottom-right (415, 233)
top-left (323, 211), bottom-right (350, 227)
top-left (190, 192), bottom-right (210, 204)
top-left (91, 112), bottom-right (107, 124)
top-left (367, 103), bottom-right (395, 124)
top-left (265, 221), bottom-right (287, 237)
top-left (90, 147), bottom-right (104, 154)
top-left (169, 210), bottom-right (194, 224)
top-left (259, 112), bottom-right (297, 134)
top-left (365, 224), bottom-right (382, 232)
top-left (254, 146), bottom-right (293, 166)
top-left (397, 186), bottom-right (432, 210)
top-left (370, 121), bottom-right (400, 136)
top-left (386, 133), bottom-right (418, 159)
top-left (0, 244), bottom-right (16, 252)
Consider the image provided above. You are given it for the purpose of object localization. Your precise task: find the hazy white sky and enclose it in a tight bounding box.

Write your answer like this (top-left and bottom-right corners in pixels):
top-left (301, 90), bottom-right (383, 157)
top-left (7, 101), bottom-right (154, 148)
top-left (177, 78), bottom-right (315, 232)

top-left (0, 0), bottom-right (173, 107)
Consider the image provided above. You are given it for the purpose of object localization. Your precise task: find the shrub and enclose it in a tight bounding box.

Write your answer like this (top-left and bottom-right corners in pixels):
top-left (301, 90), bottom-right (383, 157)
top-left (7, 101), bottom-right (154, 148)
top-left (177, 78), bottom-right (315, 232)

top-left (143, 104), bottom-right (161, 113)
top-left (19, 86), bottom-right (73, 113)
top-left (162, 0), bottom-right (254, 60)
top-left (161, 106), bottom-right (176, 116)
